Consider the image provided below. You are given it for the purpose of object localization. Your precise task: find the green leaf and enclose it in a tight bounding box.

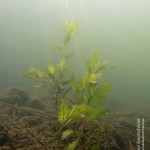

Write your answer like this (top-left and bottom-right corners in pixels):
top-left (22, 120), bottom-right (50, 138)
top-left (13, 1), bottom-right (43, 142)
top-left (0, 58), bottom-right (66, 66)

top-left (61, 20), bottom-right (78, 45)
top-left (24, 67), bottom-right (46, 79)
top-left (78, 104), bottom-right (106, 121)
top-left (87, 107), bottom-right (107, 120)
top-left (69, 105), bottom-right (80, 118)
top-left (43, 130), bottom-right (53, 136)
top-left (66, 138), bottom-right (80, 150)
top-left (89, 73), bottom-right (101, 84)
top-left (96, 60), bottom-right (115, 72)
top-left (59, 101), bottom-right (81, 125)
top-left (71, 71), bottom-right (90, 101)
top-left (87, 52), bottom-right (100, 73)
top-left (90, 83), bottom-right (111, 105)
top-left (59, 100), bottom-right (70, 124)
top-left (61, 130), bottom-right (74, 140)
top-left (56, 58), bottom-right (69, 74)
top-left (46, 64), bottom-right (55, 76)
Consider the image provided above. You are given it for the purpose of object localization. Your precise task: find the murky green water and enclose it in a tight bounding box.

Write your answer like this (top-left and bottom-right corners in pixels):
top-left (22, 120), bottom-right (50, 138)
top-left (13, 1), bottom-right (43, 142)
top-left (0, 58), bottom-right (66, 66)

top-left (0, 0), bottom-right (150, 113)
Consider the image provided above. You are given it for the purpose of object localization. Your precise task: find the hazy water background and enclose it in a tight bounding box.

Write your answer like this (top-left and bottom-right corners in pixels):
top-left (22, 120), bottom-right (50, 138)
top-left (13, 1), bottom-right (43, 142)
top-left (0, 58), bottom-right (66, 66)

top-left (0, 0), bottom-right (150, 112)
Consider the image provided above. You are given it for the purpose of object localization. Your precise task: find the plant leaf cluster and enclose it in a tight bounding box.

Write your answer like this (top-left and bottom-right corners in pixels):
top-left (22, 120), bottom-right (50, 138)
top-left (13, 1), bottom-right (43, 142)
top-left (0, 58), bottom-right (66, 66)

top-left (71, 52), bottom-right (113, 106)
top-left (25, 20), bottom-right (78, 110)
top-left (61, 20), bottom-right (78, 45)
top-left (25, 20), bottom-right (114, 149)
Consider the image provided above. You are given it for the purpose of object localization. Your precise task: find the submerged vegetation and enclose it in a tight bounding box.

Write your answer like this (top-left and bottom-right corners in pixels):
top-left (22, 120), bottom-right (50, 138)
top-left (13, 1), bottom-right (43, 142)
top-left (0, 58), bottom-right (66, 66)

top-left (1, 20), bottom-right (149, 150)
top-left (25, 20), bottom-right (113, 149)
top-left (24, 20), bottom-right (78, 110)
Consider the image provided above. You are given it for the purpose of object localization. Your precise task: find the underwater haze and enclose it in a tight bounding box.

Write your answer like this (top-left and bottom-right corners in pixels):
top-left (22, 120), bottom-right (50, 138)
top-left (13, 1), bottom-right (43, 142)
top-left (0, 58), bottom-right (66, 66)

top-left (0, 0), bottom-right (150, 112)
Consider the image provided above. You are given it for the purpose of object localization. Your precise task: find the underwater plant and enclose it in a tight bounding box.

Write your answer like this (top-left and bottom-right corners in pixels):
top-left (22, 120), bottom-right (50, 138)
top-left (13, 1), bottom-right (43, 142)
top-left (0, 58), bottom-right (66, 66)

top-left (25, 20), bottom-right (78, 110)
top-left (58, 99), bottom-right (109, 149)
top-left (25, 20), bottom-right (113, 150)
top-left (72, 52), bottom-right (113, 106)
top-left (57, 43), bottom-right (113, 150)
